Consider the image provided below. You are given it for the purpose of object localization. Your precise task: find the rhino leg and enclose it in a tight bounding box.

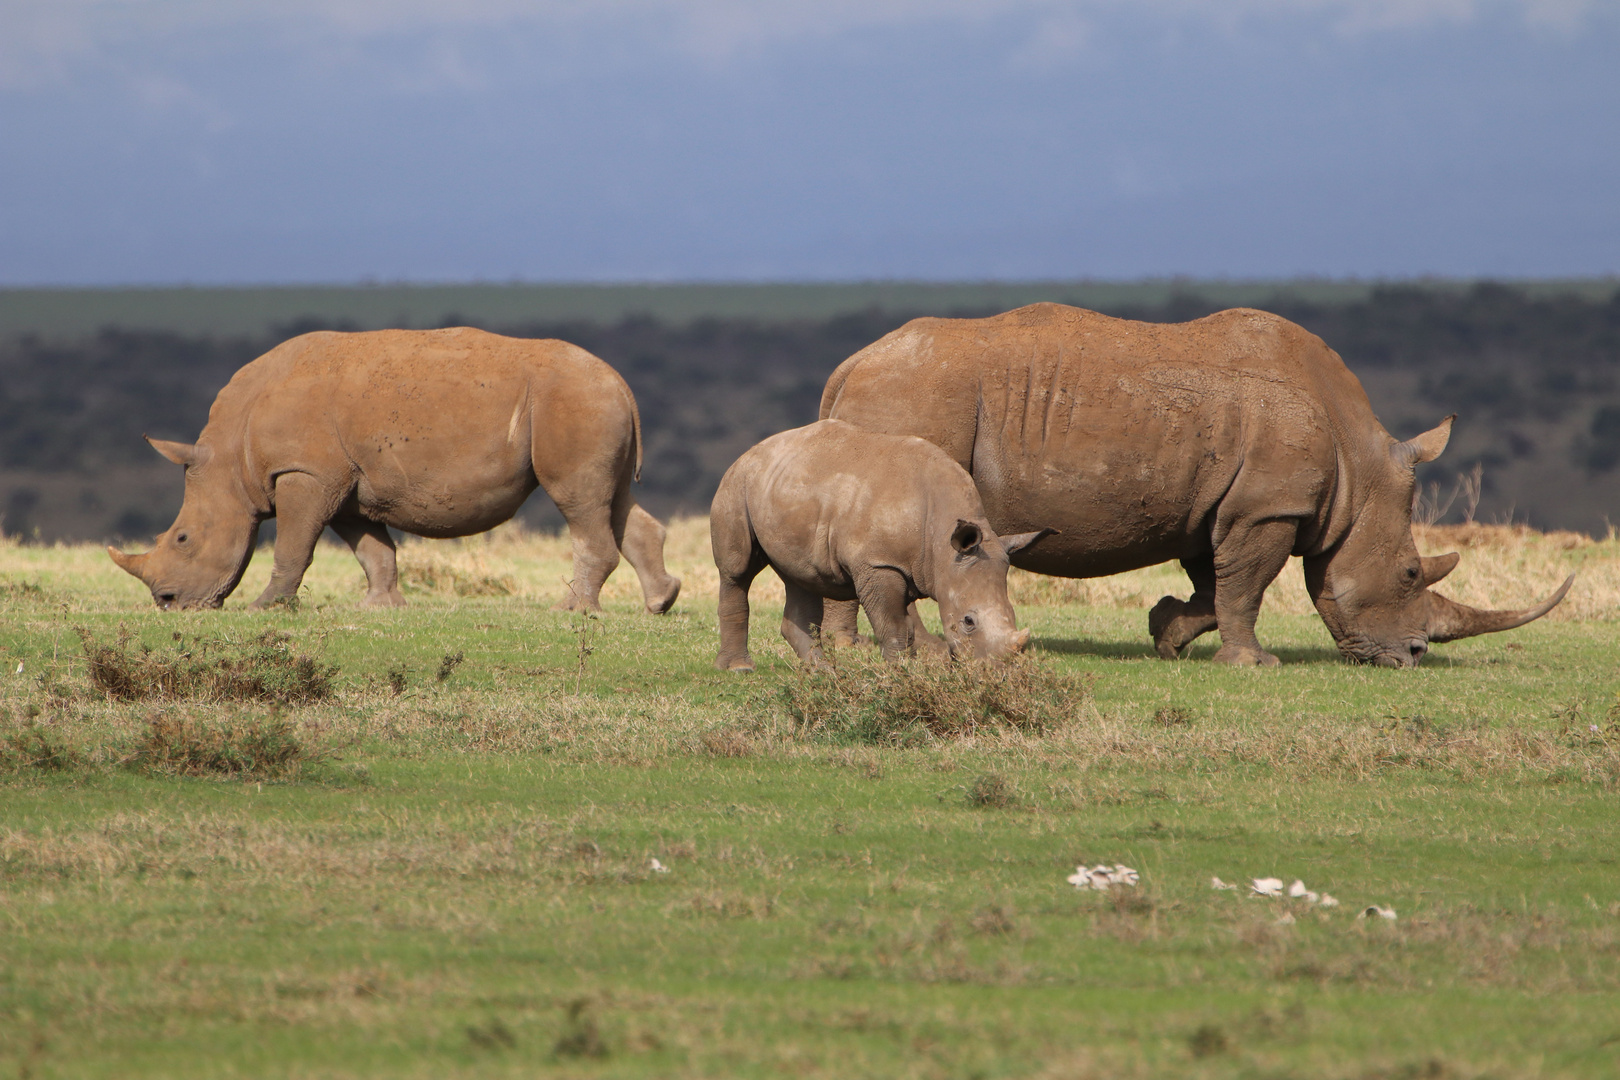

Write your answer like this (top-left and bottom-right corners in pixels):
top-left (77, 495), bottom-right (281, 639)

top-left (856, 570), bottom-right (915, 661)
top-left (331, 518), bottom-right (406, 608)
top-left (249, 473), bottom-right (338, 609)
top-left (550, 494), bottom-right (623, 614)
top-left (1208, 518), bottom-right (1296, 667)
top-left (780, 580), bottom-right (829, 669)
top-left (711, 484), bottom-right (766, 671)
top-left (620, 502), bottom-right (682, 614)
top-left (823, 599), bottom-right (867, 648)
top-left (1148, 556), bottom-right (1218, 659)
top-left (906, 601), bottom-right (949, 659)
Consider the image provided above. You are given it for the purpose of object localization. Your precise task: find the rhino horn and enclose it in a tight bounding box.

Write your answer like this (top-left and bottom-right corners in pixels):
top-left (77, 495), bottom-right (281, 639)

top-left (1427, 574), bottom-right (1574, 643)
top-left (1421, 552), bottom-right (1460, 586)
top-left (1393, 416), bottom-right (1454, 468)
top-left (144, 435), bottom-right (205, 467)
top-left (106, 545), bottom-right (148, 580)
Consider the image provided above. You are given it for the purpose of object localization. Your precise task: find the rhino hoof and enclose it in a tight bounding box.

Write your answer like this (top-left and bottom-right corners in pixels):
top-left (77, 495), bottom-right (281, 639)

top-left (645, 576), bottom-right (682, 614)
top-left (1213, 644), bottom-right (1281, 667)
top-left (717, 654), bottom-right (755, 673)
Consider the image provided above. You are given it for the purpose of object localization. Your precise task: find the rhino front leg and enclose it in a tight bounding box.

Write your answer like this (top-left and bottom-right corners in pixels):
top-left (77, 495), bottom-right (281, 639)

top-left (823, 599), bottom-right (866, 648)
top-left (906, 601), bottom-right (948, 659)
top-left (855, 570), bottom-right (915, 661)
top-left (331, 518), bottom-right (406, 608)
top-left (780, 581), bottom-right (828, 668)
top-left (250, 473), bottom-right (337, 609)
top-left (619, 502), bottom-right (682, 614)
top-left (1209, 518), bottom-right (1298, 667)
top-left (1148, 555), bottom-right (1218, 659)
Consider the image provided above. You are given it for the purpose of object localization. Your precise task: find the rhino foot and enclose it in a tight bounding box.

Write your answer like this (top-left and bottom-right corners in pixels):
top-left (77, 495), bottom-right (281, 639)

top-left (644, 576), bottom-right (682, 615)
top-left (1212, 644), bottom-right (1281, 667)
top-left (716, 653), bottom-right (755, 673)
top-left (1148, 596), bottom-right (1205, 659)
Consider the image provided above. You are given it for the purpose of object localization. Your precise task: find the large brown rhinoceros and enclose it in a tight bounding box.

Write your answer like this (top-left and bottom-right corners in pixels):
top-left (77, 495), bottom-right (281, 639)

top-left (819, 303), bottom-right (1570, 667)
top-left (108, 327), bottom-right (682, 613)
top-left (710, 419), bottom-right (1053, 670)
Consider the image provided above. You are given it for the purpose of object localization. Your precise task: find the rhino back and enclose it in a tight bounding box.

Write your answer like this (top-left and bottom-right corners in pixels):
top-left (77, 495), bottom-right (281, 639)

top-left (740, 421), bottom-right (977, 595)
top-left (213, 328), bottom-right (630, 532)
top-left (828, 304), bottom-right (1371, 575)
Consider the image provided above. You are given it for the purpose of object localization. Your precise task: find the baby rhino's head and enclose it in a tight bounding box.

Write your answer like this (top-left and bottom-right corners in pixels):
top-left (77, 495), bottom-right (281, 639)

top-left (935, 520), bottom-right (1055, 660)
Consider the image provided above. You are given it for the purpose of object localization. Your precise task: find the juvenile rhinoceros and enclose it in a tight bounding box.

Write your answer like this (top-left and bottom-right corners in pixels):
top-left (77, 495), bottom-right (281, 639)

top-left (710, 419), bottom-right (1053, 671)
top-left (819, 303), bottom-right (1570, 667)
top-left (108, 327), bottom-right (682, 613)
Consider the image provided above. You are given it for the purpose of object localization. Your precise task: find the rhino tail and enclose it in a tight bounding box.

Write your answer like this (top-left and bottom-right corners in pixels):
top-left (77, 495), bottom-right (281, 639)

top-left (819, 353), bottom-right (861, 420)
top-left (625, 378), bottom-right (643, 482)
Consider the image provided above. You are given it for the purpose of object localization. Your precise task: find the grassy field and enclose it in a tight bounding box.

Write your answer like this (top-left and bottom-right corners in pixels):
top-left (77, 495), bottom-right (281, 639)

top-left (7, 279), bottom-right (1618, 340)
top-left (2, 520), bottom-right (1619, 1078)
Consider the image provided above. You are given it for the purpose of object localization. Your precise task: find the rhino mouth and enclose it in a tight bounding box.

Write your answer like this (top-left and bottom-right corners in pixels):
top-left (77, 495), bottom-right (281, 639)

top-left (1334, 635), bottom-right (1429, 669)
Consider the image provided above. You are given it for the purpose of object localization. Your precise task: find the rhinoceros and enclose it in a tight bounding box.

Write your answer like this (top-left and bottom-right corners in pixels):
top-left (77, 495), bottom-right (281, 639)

top-left (819, 303), bottom-right (1570, 667)
top-left (108, 327), bottom-right (682, 614)
top-left (710, 419), bottom-right (1053, 670)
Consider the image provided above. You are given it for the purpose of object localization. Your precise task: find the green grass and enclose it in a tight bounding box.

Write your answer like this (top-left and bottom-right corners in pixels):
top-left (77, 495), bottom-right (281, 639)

top-left (3, 535), bottom-right (1620, 1078)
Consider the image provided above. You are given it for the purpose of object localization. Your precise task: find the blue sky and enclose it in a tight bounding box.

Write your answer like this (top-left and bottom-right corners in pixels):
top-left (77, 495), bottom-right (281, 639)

top-left (1, 0), bottom-right (1616, 284)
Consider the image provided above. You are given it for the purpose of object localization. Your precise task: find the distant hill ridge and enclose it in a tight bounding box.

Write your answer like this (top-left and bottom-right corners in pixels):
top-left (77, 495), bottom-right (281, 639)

top-left (2, 280), bottom-right (1618, 541)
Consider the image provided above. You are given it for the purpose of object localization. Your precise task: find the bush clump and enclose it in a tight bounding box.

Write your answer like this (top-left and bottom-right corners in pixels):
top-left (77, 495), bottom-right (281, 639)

top-left (126, 714), bottom-right (311, 780)
top-left (0, 722), bottom-right (86, 772)
top-left (777, 654), bottom-right (1091, 745)
top-left (78, 628), bottom-right (337, 705)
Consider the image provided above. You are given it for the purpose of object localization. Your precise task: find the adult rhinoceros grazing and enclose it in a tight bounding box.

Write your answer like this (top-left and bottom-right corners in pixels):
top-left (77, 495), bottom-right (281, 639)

top-left (108, 327), bottom-right (682, 614)
top-left (819, 303), bottom-right (1570, 667)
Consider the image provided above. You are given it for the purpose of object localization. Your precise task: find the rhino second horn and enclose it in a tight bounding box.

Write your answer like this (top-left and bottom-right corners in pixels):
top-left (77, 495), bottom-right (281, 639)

top-left (106, 545), bottom-right (148, 580)
top-left (1427, 574), bottom-right (1574, 643)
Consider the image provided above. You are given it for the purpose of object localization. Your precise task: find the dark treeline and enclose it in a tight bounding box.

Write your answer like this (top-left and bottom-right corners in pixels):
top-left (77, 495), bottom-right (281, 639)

top-left (4, 283), bottom-right (1619, 542)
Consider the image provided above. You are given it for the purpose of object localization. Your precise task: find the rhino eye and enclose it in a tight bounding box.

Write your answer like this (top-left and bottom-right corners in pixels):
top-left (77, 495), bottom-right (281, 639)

top-left (961, 614), bottom-right (978, 634)
top-left (176, 533), bottom-right (189, 544)
top-left (1403, 566), bottom-right (1419, 582)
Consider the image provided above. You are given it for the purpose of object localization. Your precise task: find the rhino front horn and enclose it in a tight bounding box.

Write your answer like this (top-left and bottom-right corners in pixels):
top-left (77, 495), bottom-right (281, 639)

top-left (106, 545), bottom-right (148, 580)
top-left (1427, 574), bottom-right (1574, 643)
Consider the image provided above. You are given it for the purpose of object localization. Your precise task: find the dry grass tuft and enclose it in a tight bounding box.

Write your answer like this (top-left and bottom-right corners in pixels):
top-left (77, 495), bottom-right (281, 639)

top-left (776, 654), bottom-right (1092, 745)
top-left (78, 627), bottom-right (337, 705)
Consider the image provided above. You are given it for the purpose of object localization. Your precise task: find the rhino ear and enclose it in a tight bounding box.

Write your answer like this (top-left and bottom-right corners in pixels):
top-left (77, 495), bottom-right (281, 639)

top-left (1000, 527), bottom-right (1058, 557)
top-left (951, 520), bottom-right (983, 554)
top-left (1392, 416), bottom-right (1453, 468)
top-left (145, 435), bottom-right (209, 468)
top-left (1421, 552), bottom-right (1460, 586)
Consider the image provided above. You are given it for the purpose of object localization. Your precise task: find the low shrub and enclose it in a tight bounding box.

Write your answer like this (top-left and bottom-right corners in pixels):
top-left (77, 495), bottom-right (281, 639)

top-left (777, 653), bottom-right (1091, 745)
top-left (78, 628), bottom-right (337, 704)
top-left (0, 722), bottom-right (86, 772)
top-left (126, 713), bottom-right (311, 780)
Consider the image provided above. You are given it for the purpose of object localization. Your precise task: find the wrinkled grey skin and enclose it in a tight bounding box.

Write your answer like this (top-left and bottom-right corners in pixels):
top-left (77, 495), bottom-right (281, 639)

top-left (710, 420), bottom-right (1053, 671)
top-left (108, 328), bottom-right (681, 614)
top-left (820, 303), bottom-right (1571, 667)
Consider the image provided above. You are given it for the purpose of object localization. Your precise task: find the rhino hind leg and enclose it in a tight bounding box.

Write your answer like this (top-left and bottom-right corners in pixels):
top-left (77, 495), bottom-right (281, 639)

top-left (331, 518), bottom-right (406, 608)
top-left (550, 493), bottom-right (624, 613)
top-left (780, 580), bottom-right (829, 669)
top-left (1148, 556), bottom-right (1218, 659)
top-left (620, 502), bottom-right (682, 614)
top-left (711, 502), bottom-right (766, 672)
